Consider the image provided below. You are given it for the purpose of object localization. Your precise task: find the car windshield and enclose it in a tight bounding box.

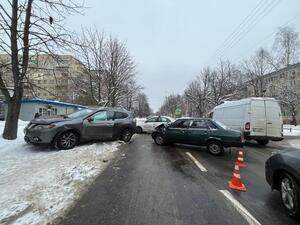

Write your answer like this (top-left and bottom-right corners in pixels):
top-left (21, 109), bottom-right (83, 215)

top-left (66, 109), bottom-right (94, 119)
top-left (213, 120), bottom-right (228, 129)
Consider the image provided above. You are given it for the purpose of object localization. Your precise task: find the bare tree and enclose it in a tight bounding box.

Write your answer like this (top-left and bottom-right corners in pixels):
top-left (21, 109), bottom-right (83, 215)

top-left (103, 37), bottom-right (136, 107)
top-left (243, 48), bottom-right (273, 97)
top-left (209, 60), bottom-right (240, 105)
top-left (133, 92), bottom-right (152, 117)
top-left (0, 0), bottom-right (84, 139)
top-left (73, 28), bottom-right (105, 105)
top-left (271, 84), bottom-right (300, 125)
top-left (158, 94), bottom-right (186, 117)
top-left (184, 67), bottom-right (211, 117)
top-left (273, 26), bottom-right (300, 67)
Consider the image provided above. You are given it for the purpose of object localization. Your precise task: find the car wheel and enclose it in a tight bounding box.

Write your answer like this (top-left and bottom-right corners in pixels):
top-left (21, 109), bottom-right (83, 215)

top-left (56, 131), bottom-right (78, 150)
top-left (280, 173), bottom-right (300, 218)
top-left (207, 141), bottom-right (224, 156)
top-left (136, 126), bottom-right (143, 134)
top-left (256, 140), bottom-right (269, 145)
top-left (154, 134), bottom-right (165, 145)
top-left (121, 129), bottom-right (133, 142)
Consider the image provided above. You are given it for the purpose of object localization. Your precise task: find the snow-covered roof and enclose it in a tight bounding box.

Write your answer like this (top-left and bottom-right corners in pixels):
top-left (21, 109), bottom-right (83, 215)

top-left (213, 97), bottom-right (278, 110)
top-left (21, 99), bottom-right (87, 108)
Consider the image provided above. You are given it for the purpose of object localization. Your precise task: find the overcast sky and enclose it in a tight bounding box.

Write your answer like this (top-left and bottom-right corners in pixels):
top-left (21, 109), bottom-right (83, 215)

top-left (67, 0), bottom-right (300, 111)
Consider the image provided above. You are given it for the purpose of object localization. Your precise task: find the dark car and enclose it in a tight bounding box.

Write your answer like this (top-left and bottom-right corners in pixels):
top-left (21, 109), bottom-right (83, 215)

top-left (151, 118), bottom-right (243, 156)
top-left (24, 107), bottom-right (136, 150)
top-left (265, 148), bottom-right (300, 219)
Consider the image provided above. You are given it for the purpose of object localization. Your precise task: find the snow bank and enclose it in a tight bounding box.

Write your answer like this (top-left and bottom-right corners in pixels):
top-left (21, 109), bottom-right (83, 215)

top-left (0, 120), bottom-right (120, 225)
top-left (283, 125), bottom-right (300, 137)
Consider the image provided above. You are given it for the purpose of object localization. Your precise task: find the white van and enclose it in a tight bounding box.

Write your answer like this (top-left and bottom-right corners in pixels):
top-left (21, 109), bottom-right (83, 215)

top-left (212, 98), bottom-right (283, 145)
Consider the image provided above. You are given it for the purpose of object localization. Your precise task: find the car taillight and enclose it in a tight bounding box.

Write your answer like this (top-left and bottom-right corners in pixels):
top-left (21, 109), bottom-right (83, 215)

top-left (245, 122), bottom-right (250, 130)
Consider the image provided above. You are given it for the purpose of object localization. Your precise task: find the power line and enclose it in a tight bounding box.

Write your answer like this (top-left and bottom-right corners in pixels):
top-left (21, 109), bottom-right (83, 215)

top-left (207, 0), bottom-right (270, 63)
top-left (213, 0), bottom-right (268, 57)
top-left (233, 13), bottom-right (300, 62)
top-left (216, 0), bottom-right (282, 59)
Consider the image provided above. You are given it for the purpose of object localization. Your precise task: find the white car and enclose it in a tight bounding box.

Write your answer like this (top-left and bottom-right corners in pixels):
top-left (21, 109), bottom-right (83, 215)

top-left (136, 116), bottom-right (175, 133)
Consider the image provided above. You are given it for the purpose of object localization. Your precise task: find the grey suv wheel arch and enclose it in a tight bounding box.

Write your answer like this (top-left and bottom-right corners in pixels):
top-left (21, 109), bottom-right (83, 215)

top-left (53, 129), bottom-right (81, 146)
top-left (120, 128), bottom-right (133, 142)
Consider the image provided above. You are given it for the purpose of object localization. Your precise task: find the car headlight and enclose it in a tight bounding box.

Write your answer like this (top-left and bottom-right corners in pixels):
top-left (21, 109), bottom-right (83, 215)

top-left (34, 124), bottom-right (56, 129)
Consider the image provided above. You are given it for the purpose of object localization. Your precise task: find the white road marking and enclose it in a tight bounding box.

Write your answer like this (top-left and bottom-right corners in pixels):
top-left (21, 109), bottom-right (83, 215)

top-left (219, 190), bottom-right (261, 225)
top-left (185, 152), bottom-right (207, 172)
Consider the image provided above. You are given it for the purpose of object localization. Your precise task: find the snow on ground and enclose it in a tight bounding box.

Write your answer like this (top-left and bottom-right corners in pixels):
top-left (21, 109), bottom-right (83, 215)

top-left (283, 124), bottom-right (300, 137)
top-left (0, 120), bottom-right (120, 225)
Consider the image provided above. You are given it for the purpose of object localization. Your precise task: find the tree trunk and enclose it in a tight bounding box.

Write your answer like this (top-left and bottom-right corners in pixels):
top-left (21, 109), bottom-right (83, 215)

top-left (2, 93), bottom-right (22, 140)
top-left (292, 109), bottom-right (297, 125)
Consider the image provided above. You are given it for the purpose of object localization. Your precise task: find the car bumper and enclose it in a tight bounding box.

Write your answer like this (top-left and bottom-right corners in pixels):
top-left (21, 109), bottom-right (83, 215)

top-left (244, 132), bottom-right (284, 141)
top-left (24, 128), bottom-right (57, 144)
top-left (265, 159), bottom-right (274, 188)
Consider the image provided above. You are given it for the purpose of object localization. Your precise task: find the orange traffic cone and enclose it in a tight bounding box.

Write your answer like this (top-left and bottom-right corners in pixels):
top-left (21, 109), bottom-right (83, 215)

top-left (228, 162), bottom-right (247, 192)
top-left (236, 148), bottom-right (247, 168)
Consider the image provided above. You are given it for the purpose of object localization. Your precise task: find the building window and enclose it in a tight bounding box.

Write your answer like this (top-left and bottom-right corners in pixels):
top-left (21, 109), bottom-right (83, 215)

top-left (280, 73), bottom-right (284, 78)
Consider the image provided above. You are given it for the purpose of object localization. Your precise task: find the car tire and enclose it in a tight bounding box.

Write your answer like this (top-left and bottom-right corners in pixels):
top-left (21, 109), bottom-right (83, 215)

top-left (121, 129), bottom-right (133, 142)
top-left (280, 173), bottom-right (300, 218)
top-left (154, 133), bottom-right (166, 145)
top-left (136, 126), bottom-right (143, 134)
top-left (55, 131), bottom-right (79, 150)
top-left (207, 141), bottom-right (224, 156)
top-left (256, 140), bottom-right (269, 145)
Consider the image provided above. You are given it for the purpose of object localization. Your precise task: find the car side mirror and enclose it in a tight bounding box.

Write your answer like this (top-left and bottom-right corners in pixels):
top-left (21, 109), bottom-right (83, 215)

top-left (87, 117), bottom-right (94, 122)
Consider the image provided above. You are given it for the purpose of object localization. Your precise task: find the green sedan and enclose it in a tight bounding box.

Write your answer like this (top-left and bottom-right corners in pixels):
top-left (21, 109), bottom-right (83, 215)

top-left (151, 118), bottom-right (244, 156)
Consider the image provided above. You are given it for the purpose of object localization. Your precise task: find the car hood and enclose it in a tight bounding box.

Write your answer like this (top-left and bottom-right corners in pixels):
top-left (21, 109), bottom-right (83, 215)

top-left (280, 148), bottom-right (300, 160)
top-left (31, 116), bottom-right (71, 125)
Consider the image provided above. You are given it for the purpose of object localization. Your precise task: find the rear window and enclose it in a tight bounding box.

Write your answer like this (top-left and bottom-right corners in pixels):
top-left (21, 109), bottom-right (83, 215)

top-left (114, 112), bottom-right (128, 119)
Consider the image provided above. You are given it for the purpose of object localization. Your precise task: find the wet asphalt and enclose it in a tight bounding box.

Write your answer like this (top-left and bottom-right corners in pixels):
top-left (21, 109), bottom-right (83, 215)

top-left (59, 135), bottom-right (299, 225)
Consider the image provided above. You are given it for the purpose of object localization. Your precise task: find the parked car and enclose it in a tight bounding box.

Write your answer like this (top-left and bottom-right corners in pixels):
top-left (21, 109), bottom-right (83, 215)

top-left (24, 107), bottom-right (136, 150)
top-left (265, 148), bottom-right (300, 219)
top-left (151, 118), bottom-right (243, 156)
top-left (212, 97), bottom-right (283, 145)
top-left (136, 115), bottom-right (175, 133)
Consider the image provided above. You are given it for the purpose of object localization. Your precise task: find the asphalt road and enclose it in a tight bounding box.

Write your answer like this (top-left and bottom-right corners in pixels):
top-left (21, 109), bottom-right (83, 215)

top-left (59, 135), bottom-right (299, 225)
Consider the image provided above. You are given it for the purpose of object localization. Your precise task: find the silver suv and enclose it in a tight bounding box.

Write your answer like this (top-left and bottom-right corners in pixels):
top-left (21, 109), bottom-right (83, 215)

top-left (24, 108), bottom-right (136, 150)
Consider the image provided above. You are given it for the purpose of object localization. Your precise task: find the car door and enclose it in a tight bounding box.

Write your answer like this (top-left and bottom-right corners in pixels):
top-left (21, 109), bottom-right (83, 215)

top-left (166, 119), bottom-right (191, 144)
top-left (188, 119), bottom-right (212, 145)
top-left (143, 116), bottom-right (158, 132)
top-left (82, 110), bottom-right (114, 140)
top-left (265, 100), bottom-right (282, 138)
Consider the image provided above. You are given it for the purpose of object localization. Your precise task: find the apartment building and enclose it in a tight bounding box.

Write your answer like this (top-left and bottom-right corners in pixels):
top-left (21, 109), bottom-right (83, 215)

top-left (0, 54), bottom-right (85, 103)
top-left (246, 63), bottom-right (300, 122)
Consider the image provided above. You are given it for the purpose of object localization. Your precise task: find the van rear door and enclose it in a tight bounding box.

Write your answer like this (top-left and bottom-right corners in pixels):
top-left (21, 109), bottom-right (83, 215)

top-left (250, 100), bottom-right (267, 136)
top-left (265, 100), bottom-right (282, 138)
